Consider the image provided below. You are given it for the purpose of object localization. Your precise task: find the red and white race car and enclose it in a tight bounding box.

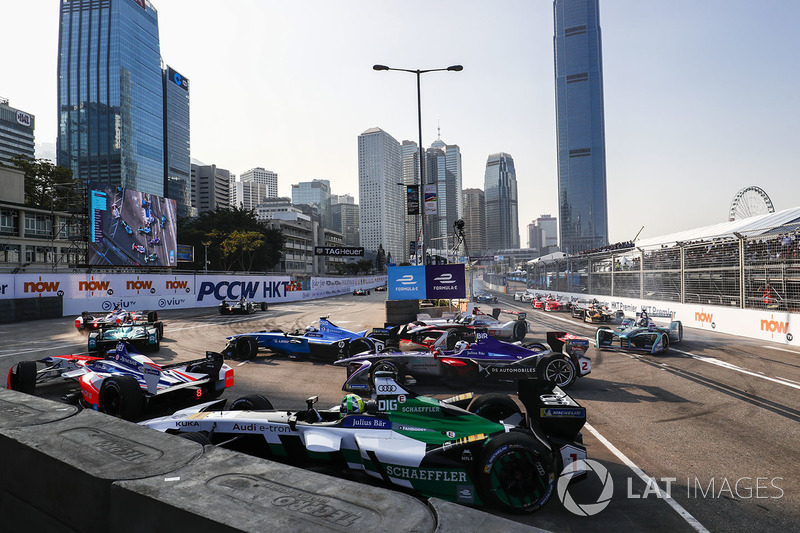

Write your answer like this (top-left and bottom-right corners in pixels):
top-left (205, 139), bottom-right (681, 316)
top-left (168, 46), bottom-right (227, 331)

top-left (74, 303), bottom-right (159, 331)
top-left (7, 341), bottom-right (233, 420)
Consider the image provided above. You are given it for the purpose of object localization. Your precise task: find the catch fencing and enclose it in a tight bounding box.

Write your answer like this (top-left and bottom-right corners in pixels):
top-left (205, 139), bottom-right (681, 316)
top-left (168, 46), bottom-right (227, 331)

top-left (518, 224), bottom-right (800, 313)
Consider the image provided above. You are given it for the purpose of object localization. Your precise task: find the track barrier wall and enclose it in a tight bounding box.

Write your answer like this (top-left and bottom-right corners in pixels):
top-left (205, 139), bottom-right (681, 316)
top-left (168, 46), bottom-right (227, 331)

top-left (0, 388), bottom-right (539, 533)
top-left (0, 274), bottom-right (386, 317)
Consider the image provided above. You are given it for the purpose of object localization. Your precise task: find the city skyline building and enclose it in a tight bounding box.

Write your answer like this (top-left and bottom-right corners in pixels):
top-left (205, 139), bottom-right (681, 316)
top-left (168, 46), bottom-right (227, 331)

top-left (462, 188), bottom-right (486, 255)
top-left (191, 163), bottom-right (231, 213)
top-left (357, 127), bottom-right (403, 262)
top-left (291, 179), bottom-right (331, 227)
top-left (57, 0), bottom-right (165, 196)
top-left (163, 65), bottom-right (194, 217)
top-left (554, 0), bottom-right (609, 254)
top-left (0, 98), bottom-right (35, 166)
top-left (484, 152), bottom-right (520, 251)
top-left (330, 201), bottom-right (360, 248)
top-left (425, 134), bottom-right (463, 254)
top-left (234, 180), bottom-right (272, 212)
top-left (240, 167), bottom-right (278, 198)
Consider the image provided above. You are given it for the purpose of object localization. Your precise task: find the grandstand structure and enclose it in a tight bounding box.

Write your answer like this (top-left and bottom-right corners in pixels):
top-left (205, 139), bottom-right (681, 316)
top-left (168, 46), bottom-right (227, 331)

top-left (518, 207), bottom-right (800, 313)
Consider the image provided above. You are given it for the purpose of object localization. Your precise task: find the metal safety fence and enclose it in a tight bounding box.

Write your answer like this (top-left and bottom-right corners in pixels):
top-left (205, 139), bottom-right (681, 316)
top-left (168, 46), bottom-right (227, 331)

top-left (518, 224), bottom-right (800, 312)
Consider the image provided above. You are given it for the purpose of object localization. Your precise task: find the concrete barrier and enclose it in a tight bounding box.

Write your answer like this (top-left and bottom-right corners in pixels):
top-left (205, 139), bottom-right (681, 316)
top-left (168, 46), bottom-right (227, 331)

top-left (0, 389), bottom-right (542, 533)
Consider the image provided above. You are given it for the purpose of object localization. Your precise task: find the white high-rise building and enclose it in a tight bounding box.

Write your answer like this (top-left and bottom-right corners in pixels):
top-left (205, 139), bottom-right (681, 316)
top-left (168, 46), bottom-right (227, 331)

top-left (358, 127), bottom-right (403, 262)
top-left (234, 181), bottom-right (272, 211)
top-left (240, 167), bottom-right (278, 198)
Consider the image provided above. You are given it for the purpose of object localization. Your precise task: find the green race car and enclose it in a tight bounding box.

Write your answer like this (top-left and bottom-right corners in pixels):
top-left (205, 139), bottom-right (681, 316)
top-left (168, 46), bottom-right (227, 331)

top-left (140, 370), bottom-right (588, 513)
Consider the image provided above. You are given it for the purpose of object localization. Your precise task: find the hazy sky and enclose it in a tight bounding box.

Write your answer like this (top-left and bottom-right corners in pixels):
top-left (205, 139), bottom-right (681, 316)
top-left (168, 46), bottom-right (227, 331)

top-left (4, 0), bottom-right (799, 243)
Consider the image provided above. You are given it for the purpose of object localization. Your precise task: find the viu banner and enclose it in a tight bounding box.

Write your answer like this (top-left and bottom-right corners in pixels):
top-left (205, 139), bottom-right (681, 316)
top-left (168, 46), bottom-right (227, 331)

top-left (388, 264), bottom-right (465, 300)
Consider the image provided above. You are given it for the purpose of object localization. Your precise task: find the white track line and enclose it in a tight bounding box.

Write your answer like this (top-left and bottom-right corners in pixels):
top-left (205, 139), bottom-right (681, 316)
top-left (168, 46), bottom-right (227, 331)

top-left (585, 422), bottom-right (709, 533)
top-left (671, 348), bottom-right (800, 391)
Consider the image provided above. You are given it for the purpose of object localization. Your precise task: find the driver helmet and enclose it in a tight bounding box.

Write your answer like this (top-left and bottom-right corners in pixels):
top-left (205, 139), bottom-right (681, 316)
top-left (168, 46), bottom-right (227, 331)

top-left (305, 325), bottom-right (317, 333)
top-left (454, 340), bottom-right (470, 352)
top-left (340, 394), bottom-right (365, 416)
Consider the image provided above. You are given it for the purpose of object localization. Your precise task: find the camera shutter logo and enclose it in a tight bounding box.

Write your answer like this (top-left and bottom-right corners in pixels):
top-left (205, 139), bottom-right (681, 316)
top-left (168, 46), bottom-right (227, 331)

top-left (557, 459), bottom-right (614, 516)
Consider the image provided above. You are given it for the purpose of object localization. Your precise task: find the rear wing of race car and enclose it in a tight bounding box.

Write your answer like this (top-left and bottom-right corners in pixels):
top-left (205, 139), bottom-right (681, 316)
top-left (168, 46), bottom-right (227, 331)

top-left (142, 351), bottom-right (227, 394)
top-left (490, 308), bottom-right (528, 321)
top-left (546, 332), bottom-right (590, 358)
top-left (518, 378), bottom-right (586, 443)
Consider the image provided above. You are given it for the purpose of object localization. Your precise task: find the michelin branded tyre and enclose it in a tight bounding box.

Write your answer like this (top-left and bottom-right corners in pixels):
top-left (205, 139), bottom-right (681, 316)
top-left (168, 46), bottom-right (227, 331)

top-left (230, 394), bottom-right (274, 411)
top-left (99, 375), bottom-right (144, 420)
top-left (537, 355), bottom-right (577, 388)
top-left (8, 361), bottom-right (37, 394)
top-left (233, 336), bottom-right (259, 359)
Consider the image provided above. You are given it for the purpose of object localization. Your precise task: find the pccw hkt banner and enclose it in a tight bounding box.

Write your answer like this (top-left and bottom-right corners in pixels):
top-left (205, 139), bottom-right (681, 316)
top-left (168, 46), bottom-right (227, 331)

top-left (388, 264), bottom-right (465, 300)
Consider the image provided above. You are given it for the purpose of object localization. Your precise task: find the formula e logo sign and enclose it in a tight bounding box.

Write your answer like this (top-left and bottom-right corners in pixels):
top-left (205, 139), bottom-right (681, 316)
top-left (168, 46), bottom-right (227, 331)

top-left (388, 266), bottom-right (425, 300)
top-left (426, 264), bottom-right (465, 299)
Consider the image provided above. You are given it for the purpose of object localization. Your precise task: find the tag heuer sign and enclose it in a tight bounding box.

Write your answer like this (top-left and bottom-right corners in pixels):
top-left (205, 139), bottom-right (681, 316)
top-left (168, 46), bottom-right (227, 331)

top-left (314, 246), bottom-right (365, 257)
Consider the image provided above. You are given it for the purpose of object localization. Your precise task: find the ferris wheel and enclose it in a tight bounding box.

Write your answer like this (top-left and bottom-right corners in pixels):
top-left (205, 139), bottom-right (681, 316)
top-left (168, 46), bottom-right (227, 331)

top-left (728, 186), bottom-right (775, 222)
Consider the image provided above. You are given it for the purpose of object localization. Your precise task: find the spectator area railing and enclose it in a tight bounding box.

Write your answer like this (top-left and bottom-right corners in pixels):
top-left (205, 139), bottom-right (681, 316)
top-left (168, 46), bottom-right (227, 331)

top-left (493, 225), bottom-right (800, 313)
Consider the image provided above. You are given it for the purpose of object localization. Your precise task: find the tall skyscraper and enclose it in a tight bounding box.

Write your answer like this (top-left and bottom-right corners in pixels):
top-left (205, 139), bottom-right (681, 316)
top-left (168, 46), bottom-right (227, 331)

top-left (234, 180), bottom-right (271, 211)
top-left (0, 98), bottom-right (35, 166)
top-left (163, 66), bottom-right (194, 217)
top-left (240, 167), bottom-right (278, 198)
top-left (330, 202), bottom-right (360, 248)
top-left (554, 0), bottom-right (609, 254)
top-left (462, 188), bottom-right (486, 255)
top-left (357, 127), bottom-right (403, 262)
top-left (425, 133), bottom-right (463, 254)
top-left (57, 0), bottom-right (165, 196)
top-left (484, 153), bottom-right (520, 251)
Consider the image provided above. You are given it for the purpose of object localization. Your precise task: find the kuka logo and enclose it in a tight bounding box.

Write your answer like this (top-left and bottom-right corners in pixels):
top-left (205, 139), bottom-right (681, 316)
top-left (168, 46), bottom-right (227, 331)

top-left (24, 277), bottom-right (60, 294)
top-left (761, 316), bottom-right (789, 339)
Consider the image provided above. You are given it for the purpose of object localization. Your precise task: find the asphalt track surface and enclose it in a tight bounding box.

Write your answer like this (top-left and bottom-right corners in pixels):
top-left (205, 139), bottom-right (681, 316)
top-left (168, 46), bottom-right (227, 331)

top-left (2, 288), bottom-right (799, 532)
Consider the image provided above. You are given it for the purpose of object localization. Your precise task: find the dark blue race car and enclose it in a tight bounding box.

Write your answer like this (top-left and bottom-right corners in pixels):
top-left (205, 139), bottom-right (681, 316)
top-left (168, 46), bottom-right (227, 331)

top-left (223, 317), bottom-right (391, 361)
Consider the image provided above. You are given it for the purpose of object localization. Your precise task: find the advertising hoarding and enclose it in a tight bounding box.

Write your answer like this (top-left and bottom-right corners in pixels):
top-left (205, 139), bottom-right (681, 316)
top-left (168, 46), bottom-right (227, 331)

top-left (88, 185), bottom-right (178, 267)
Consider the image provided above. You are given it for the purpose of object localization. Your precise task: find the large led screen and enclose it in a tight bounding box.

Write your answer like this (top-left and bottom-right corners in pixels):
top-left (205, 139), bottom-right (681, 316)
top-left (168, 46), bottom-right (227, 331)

top-left (88, 185), bottom-right (177, 267)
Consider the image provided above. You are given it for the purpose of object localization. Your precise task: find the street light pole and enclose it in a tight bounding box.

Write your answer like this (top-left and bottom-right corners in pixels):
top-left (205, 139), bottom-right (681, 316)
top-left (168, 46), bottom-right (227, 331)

top-left (373, 64), bottom-right (463, 266)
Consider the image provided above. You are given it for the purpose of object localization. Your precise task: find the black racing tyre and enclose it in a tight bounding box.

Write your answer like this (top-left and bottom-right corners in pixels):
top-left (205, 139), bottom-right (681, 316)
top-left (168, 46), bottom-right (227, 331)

top-left (347, 338), bottom-right (374, 357)
top-left (467, 393), bottom-right (522, 423)
top-left (147, 311), bottom-right (158, 323)
top-left (154, 321), bottom-right (164, 340)
top-left (478, 432), bottom-right (557, 513)
top-left (513, 321), bottom-right (527, 342)
top-left (537, 355), bottom-right (577, 388)
top-left (230, 394), bottom-right (273, 411)
top-left (233, 336), bottom-right (259, 359)
top-left (8, 361), bottom-right (37, 394)
top-left (369, 359), bottom-right (399, 383)
top-left (659, 333), bottom-right (670, 354)
top-left (367, 291), bottom-right (371, 295)
top-left (201, 382), bottom-right (225, 400)
top-left (676, 322), bottom-right (683, 342)
top-left (99, 375), bottom-right (144, 420)
top-left (219, 306), bottom-right (230, 315)
top-left (178, 431), bottom-right (212, 446)
top-left (521, 342), bottom-right (548, 352)
top-left (261, 302), bottom-right (268, 311)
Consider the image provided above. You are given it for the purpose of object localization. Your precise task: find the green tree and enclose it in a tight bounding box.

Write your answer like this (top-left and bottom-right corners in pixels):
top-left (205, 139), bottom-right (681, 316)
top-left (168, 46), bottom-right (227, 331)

top-left (177, 206), bottom-right (284, 272)
top-left (8, 155), bottom-right (78, 210)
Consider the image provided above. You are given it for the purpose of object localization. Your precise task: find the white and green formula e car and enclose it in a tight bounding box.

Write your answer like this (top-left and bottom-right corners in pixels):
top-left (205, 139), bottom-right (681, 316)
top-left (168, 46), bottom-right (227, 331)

top-left (140, 371), bottom-right (588, 513)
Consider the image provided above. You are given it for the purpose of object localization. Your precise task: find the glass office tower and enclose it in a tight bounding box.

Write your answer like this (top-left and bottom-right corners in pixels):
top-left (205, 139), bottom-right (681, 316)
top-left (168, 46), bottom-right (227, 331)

top-left (484, 153), bottom-right (520, 251)
top-left (163, 66), bottom-right (194, 217)
top-left (58, 0), bottom-right (164, 196)
top-left (554, 0), bottom-right (609, 254)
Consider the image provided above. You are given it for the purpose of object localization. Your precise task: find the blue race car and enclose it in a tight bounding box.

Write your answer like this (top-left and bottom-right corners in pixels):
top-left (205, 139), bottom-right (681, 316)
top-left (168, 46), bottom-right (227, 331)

top-left (223, 317), bottom-right (391, 361)
top-left (595, 311), bottom-right (683, 354)
top-left (473, 292), bottom-right (497, 303)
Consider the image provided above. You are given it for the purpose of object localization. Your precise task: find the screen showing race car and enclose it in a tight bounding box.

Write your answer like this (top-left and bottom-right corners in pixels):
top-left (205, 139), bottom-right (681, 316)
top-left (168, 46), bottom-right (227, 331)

top-left (88, 185), bottom-right (177, 267)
